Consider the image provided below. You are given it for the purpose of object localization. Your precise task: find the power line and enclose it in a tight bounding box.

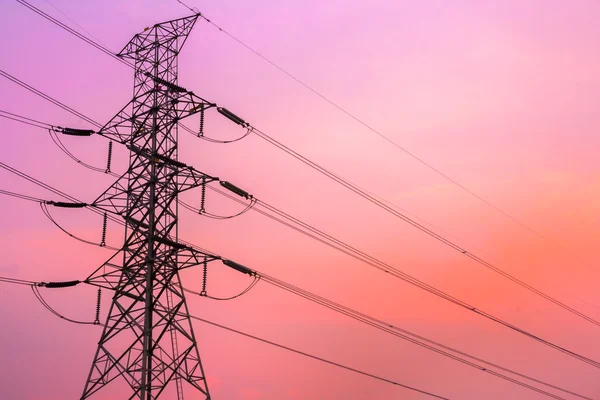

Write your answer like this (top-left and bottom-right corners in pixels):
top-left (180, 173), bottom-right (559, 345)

top-left (0, 69), bottom-right (102, 128)
top-left (47, 128), bottom-right (119, 177)
top-left (0, 276), bottom-right (38, 286)
top-left (5, 39), bottom-right (599, 339)
top-left (0, 162), bottom-right (122, 231)
top-left (250, 126), bottom-right (600, 325)
top-left (187, 314), bottom-right (452, 400)
top-left (14, 0), bottom-right (600, 334)
top-left (30, 284), bottom-right (96, 325)
top-left (42, 0), bottom-right (110, 49)
top-left (5, 106), bottom-right (597, 314)
top-left (39, 202), bottom-right (120, 250)
top-left (0, 184), bottom-right (591, 400)
top-left (185, 2), bottom-right (585, 268)
top-left (5, 108), bottom-right (600, 372)
top-left (0, 188), bottom-right (45, 203)
top-left (0, 276), bottom-right (99, 324)
top-left (3, 94), bottom-right (600, 376)
top-left (0, 109), bottom-right (53, 130)
top-left (4, 8), bottom-right (600, 394)
top-left (0, 274), bottom-right (451, 400)
top-left (19, 0), bottom-right (567, 269)
top-left (16, 0), bottom-right (132, 68)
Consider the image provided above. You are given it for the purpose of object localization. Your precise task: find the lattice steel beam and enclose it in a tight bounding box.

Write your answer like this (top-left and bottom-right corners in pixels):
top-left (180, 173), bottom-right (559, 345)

top-left (81, 14), bottom-right (214, 400)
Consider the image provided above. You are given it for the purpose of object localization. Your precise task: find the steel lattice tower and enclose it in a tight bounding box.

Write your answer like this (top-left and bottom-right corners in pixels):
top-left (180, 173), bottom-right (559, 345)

top-left (81, 14), bottom-right (219, 399)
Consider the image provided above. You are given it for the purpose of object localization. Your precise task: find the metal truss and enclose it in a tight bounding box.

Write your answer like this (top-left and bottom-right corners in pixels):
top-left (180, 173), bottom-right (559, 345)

top-left (81, 14), bottom-right (214, 400)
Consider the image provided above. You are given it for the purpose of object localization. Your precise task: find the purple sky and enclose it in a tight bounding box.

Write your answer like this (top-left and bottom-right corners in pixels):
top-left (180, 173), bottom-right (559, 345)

top-left (1, 0), bottom-right (600, 399)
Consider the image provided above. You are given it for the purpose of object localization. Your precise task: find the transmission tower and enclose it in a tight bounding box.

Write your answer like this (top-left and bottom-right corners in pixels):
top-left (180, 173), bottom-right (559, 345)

top-left (81, 14), bottom-right (221, 399)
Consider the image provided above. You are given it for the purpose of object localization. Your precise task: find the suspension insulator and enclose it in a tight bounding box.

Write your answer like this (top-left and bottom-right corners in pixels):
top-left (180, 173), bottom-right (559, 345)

top-left (105, 141), bottom-right (113, 174)
top-left (94, 288), bottom-right (102, 325)
top-left (100, 212), bottom-right (108, 247)
top-left (200, 177), bottom-right (206, 213)
top-left (200, 256), bottom-right (207, 296)
top-left (61, 127), bottom-right (94, 136)
top-left (198, 104), bottom-right (205, 137)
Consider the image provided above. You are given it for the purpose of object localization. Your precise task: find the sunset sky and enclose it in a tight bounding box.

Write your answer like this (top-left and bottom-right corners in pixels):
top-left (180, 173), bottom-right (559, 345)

top-left (1, 0), bottom-right (599, 399)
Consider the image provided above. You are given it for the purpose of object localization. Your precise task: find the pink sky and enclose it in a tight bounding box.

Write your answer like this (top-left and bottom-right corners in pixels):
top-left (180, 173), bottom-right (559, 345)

top-left (1, 0), bottom-right (599, 399)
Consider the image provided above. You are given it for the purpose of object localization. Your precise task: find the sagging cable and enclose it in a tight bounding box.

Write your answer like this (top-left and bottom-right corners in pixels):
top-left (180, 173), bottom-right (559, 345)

top-left (179, 120), bottom-right (253, 144)
top-left (179, 180), bottom-right (255, 220)
top-left (40, 202), bottom-right (119, 250)
top-left (179, 197), bottom-right (256, 220)
top-left (31, 284), bottom-right (96, 325)
top-left (185, 275), bottom-right (261, 301)
top-left (198, 126), bottom-right (253, 144)
top-left (48, 129), bottom-right (119, 177)
top-left (206, 276), bottom-right (260, 301)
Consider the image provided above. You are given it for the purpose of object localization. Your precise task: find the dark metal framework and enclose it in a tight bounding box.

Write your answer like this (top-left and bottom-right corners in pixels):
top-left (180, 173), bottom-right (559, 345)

top-left (81, 14), bottom-right (217, 400)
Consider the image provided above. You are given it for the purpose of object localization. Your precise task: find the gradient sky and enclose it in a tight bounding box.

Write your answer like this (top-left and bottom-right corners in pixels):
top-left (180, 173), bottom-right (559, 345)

top-left (1, 0), bottom-right (599, 399)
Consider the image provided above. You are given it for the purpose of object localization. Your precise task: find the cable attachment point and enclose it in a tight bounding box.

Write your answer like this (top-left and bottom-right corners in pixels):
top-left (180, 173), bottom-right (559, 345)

top-left (94, 288), bottom-right (102, 325)
top-left (105, 141), bottom-right (113, 173)
top-left (200, 256), bottom-right (208, 296)
top-left (100, 212), bottom-right (108, 247)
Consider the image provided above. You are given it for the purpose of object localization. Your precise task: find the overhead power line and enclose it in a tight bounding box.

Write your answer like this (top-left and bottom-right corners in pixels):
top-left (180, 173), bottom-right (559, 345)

top-left (0, 274), bottom-right (450, 400)
top-left (3, 7), bottom-right (596, 396)
top-left (3, 84), bottom-right (600, 377)
top-left (0, 109), bottom-right (52, 129)
top-left (14, 2), bottom-right (599, 333)
top-left (16, 0), bottom-right (132, 68)
top-left (0, 276), bottom-right (38, 286)
top-left (42, 0), bottom-right (109, 49)
top-left (186, 314), bottom-right (452, 400)
top-left (0, 182), bottom-right (591, 400)
top-left (0, 69), bottom-right (102, 128)
top-left (182, 1), bottom-right (584, 267)
top-left (248, 127), bottom-right (600, 329)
